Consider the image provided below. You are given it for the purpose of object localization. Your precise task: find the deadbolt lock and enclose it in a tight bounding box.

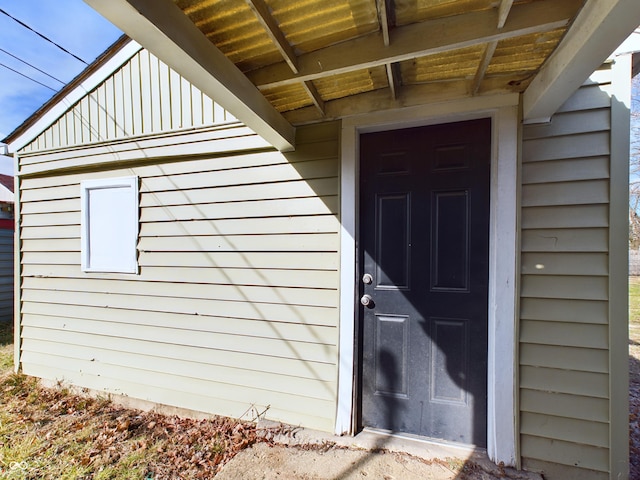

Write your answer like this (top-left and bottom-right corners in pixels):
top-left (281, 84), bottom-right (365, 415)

top-left (360, 294), bottom-right (373, 307)
top-left (362, 273), bottom-right (373, 285)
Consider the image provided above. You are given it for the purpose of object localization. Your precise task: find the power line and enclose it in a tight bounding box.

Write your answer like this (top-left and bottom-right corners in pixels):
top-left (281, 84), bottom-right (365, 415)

top-left (0, 7), bottom-right (89, 66)
top-left (0, 48), bottom-right (66, 86)
top-left (0, 62), bottom-right (57, 91)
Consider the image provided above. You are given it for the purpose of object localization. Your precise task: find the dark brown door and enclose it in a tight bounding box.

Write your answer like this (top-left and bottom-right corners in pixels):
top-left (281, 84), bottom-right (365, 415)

top-left (359, 118), bottom-right (490, 446)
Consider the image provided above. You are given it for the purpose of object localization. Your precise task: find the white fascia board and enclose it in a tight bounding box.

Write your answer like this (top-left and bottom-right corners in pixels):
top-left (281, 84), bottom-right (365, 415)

top-left (84, 0), bottom-right (296, 152)
top-left (7, 40), bottom-right (143, 154)
top-left (523, 0), bottom-right (640, 123)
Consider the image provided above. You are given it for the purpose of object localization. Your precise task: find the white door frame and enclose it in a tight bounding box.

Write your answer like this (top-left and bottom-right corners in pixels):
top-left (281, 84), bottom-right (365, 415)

top-left (335, 94), bottom-right (520, 467)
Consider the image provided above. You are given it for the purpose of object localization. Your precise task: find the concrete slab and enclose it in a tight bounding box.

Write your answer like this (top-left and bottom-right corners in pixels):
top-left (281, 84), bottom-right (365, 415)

top-left (214, 421), bottom-right (543, 480)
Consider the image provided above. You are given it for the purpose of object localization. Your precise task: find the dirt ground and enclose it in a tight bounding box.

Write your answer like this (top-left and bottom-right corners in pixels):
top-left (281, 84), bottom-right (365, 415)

top-left (216, 442), bottom-right (497, 480)
top-left (214, 423), bottom-right (542, 480)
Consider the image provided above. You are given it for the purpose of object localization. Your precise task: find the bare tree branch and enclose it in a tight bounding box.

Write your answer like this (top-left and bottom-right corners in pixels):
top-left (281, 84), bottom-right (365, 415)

top-left (629, 74), bottom-right (640, 248)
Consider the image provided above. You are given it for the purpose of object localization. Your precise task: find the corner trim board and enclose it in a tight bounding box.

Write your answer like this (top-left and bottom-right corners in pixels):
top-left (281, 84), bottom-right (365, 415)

top-left (608, 52), bottom-right (631, 480)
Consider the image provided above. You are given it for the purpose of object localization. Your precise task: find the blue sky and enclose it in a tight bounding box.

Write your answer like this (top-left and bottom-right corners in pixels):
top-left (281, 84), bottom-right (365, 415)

top-left (0, 0), bottom-right (122, 141)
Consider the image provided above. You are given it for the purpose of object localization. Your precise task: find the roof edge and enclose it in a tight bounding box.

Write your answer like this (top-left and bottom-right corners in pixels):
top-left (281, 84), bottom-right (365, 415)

top-left (523, 0), bottom-right (640, 122)
top-left (3, 34), bottom-right (141, 152)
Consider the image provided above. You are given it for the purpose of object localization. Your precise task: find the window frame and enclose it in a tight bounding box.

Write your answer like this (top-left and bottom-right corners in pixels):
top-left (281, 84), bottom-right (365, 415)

top-left (80, 176), bottom-right (139, 274)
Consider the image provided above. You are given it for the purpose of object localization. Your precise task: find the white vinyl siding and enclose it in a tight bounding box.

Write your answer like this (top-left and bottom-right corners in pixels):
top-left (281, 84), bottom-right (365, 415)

top-left (519, 65), bottom-right (615, 480)
top-left (17, 121), bottom-right (341, 432)
top-left (20, 47), bottom-right (235, 153)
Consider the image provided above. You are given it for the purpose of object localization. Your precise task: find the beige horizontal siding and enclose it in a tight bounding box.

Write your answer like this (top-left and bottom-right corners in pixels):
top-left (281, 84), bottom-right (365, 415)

top-left (21, 232), bottom-right (338, 253)
top-left (22, 215), bottom-right (339, 238)
top-left (22, 315), bottom-right (335, 365)
top-left (521, 412), bottom-right (609, 448)
top-left (21, 47), bottom-right (235, 154)
top-left (19, 118), bottom-right (336, 176)
top-left (21, 316), bottom-right (335, 382)
top-left (521, 460), bottom-right (608, 480)
top-left (520, 344), bottom-right (608, 373)
top-left (18, 121), bottom-right (342, 432)
top-left (520, 366), bottom-right (608, 399)
top-left (520, 435), bottom-right (609, 473)
top-left (520, 320), bottom-right (608, 349)
top-left (522, 108), bottom-right (611, 140)
top-left (521, 204), bottom-right (608, 229)
top-left (555, 82), bottom-right (612, 114)
top-left (520, 297), bottom-right (608, 324)
top-left (21, 264), bottom-right (338, 289)
top-left (23, 277), bottom-right (338, 307)
top-left (18, 125), bottom-right (271, 176)
top-left (521, 131), bottom-right (610, 163)
top-left (22, 250), bottom-right (339, 270)
top-left (519, 68), bottom-right (612, 476)
top-left (140, 197), bottom-right (339, 222)
top-left (520, 275), bottom-right (608, 300)
top-left (21, 303), bottom-right (337, 349)
top-left (24, 361), bottom-right (332, 431)
top-left (521, 179), bottom-right (609, 207)
top-left (521, 252), bottom-right (608, 275)
top-left (520, 389), bottom-right (609, 423)
top-left (521, 156), bottom-right (609, 184)
top-left (521, 227), bottom-right (608, 252)
top-left (20, 344), bottom-right (335, 406)
top-left (21, 289), bottom-right (336, 325)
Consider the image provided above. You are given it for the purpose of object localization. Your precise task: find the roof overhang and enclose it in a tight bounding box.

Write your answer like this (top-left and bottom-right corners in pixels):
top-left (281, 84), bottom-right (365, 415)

top-left (77, 1), bottom-right (638, 142)
top-left (84, 0), bottom-right (296, 151)
top-left (523, 0), bottom-right (640, 123)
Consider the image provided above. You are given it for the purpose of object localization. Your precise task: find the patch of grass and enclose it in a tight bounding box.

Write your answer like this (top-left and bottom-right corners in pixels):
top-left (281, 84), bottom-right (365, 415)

top-left (0, 320), bottom-right (12, 346)
top-left (0, 322), bottom-right (13, 373)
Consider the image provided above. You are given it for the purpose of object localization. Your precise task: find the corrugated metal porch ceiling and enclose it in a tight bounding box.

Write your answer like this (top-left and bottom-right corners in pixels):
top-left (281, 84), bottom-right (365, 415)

top-left (178, 1), bottom-right (581, 123)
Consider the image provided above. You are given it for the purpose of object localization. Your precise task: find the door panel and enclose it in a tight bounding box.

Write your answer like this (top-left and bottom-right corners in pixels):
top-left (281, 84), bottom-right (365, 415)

top-left (430, 318), bottom-right (468, 405)
top-left (374, 314), bottom-right (409, 398)
top-left (432, 190), bottom-right (469, 291)
top-left (359, 118), bottom-right (490, 446)
top-left (376, 193), bottom-right (410, 289)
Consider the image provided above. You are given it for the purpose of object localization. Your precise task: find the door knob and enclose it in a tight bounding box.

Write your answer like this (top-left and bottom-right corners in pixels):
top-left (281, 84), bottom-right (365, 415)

top-left (360, 294), bottom-right (373, 307)
top-left (362, 273), bottom-right (373, 284)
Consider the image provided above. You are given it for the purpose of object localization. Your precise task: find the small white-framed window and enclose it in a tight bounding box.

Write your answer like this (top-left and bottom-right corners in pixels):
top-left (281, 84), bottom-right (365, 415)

top-left (80, 176), bottom-right (139, 273)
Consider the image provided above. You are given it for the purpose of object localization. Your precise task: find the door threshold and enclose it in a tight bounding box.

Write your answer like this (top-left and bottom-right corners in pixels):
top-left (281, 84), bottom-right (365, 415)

top-left (356, 427), bottom-right (487, 462)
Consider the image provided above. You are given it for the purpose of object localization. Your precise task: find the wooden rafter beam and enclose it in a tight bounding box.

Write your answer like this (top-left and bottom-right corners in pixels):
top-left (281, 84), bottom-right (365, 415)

top-left (386, 63), bottom-right (400, 100)
top-left (245, 0), bottom-right (298, 74)
top-left (83, 0), bottom-right (295, 151)
top-left (497, 0), bottom-right (515, 29)
top-left (377, 0), bottom-right (399, 99)
top-left (523, 0), bottom-right (640, 122)
top-left (472, 41), bottom-right (498, 95)
top-left (473, 0), bottom-right (513, 95)
top-left (377, 0), bottom-right (391, 47)
top-left (244, 0), bottom-right (323, 115)
top-left (248, 0), bottom-right (582, 91)
top-left (301, 81), bottom-right (325, 115)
